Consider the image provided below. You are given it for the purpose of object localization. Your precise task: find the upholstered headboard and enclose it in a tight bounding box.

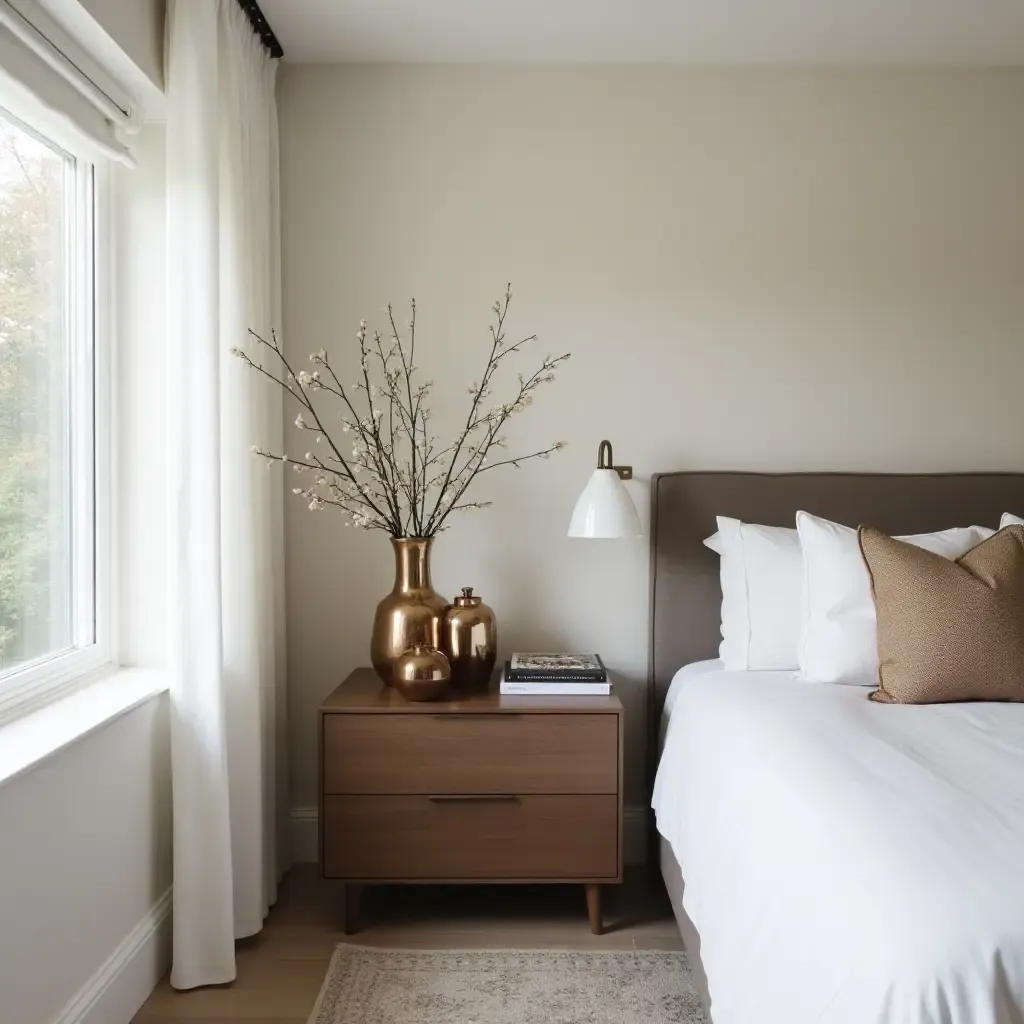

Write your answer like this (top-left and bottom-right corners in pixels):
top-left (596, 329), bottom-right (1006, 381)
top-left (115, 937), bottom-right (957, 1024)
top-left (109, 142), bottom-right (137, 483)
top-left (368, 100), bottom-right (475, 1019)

top-left (647, 471), bottom-right (1024, 781)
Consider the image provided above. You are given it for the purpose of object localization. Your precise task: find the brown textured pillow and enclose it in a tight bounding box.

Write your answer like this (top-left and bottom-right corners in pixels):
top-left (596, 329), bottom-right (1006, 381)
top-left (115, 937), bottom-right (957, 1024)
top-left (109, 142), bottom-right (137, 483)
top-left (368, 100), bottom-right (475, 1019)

top-left (858, 524), bottom-right (1024, 704)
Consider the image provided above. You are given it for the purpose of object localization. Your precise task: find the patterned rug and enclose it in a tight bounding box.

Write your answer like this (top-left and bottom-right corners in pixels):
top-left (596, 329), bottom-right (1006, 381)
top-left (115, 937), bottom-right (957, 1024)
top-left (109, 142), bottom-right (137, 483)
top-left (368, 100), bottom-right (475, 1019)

top-left (307, 945), bottom-right (706, 1023)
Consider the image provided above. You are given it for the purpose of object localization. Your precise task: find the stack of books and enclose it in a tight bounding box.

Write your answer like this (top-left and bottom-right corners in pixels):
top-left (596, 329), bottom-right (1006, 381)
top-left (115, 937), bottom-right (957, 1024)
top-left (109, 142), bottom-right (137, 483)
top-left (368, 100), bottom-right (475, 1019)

top-left (499, 653), bottom-right (610, 696)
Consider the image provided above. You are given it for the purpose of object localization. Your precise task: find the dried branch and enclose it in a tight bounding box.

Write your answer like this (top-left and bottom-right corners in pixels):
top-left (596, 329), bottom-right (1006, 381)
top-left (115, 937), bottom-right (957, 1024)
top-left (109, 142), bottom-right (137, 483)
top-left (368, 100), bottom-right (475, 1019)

top-left (232, 288), bottom-right (568, 535)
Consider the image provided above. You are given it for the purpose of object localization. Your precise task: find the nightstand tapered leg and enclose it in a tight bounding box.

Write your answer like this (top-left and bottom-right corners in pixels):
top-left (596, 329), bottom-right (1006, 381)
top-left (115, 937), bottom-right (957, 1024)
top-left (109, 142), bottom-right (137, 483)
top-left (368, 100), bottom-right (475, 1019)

top-left (585, 883), bottom-right (602, 935)
top-left (343, 884), bottom-right (362, 935)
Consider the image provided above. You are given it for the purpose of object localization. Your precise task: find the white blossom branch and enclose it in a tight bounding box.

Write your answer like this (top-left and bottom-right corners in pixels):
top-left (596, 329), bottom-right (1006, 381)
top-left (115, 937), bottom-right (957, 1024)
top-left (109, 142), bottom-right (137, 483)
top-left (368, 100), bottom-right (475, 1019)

top-left (236, 331), bottom-right (401, 533)
top-left (233, 288), bottom-right (567, 537)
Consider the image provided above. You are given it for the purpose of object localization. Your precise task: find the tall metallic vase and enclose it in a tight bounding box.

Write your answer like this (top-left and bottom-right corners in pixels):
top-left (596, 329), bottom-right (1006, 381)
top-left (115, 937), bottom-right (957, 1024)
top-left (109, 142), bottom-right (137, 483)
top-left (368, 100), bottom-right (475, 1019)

top-left (371, 537), bottom-right (447, 685)
top-left (442, 587), bottom-right (497, 692)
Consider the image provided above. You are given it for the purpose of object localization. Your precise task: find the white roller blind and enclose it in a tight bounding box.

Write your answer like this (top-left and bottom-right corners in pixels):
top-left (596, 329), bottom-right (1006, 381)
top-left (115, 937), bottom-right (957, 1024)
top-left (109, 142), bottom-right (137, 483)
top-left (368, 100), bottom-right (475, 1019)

top-left (0, 0), bottom-right (138, 164)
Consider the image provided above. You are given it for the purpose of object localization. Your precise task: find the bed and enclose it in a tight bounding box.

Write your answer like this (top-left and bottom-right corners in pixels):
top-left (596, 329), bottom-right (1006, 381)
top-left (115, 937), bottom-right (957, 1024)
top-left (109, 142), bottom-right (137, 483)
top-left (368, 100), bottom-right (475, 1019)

top-left (647, 472), bottom-right (1024, 1024)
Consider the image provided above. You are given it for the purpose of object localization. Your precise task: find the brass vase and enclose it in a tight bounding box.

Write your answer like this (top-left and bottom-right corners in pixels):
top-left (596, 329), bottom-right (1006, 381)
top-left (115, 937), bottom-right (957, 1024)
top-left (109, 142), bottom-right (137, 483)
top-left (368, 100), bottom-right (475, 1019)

top-left (371, 537), bottom-right (447, 685)
top-left (442, 587), bottom-right (497, 692)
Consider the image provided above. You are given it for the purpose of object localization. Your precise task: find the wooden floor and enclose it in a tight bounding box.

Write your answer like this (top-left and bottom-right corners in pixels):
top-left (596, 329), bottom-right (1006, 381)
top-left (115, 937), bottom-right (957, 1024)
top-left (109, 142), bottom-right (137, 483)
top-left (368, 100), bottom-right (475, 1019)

top-left (133, 864), bottom-right (682, 1022)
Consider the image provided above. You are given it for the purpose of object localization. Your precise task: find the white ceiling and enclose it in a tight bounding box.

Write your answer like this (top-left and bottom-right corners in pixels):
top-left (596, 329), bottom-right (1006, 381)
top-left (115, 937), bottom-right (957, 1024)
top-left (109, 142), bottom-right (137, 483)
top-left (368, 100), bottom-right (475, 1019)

top-left (259, 0), bottom-right (1024, 65)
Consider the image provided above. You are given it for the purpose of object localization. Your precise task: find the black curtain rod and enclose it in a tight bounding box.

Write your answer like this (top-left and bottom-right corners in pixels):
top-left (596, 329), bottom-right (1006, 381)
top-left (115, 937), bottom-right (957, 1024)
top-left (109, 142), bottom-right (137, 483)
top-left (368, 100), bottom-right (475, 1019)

top-left (236, 0), bottom-right (284, 58)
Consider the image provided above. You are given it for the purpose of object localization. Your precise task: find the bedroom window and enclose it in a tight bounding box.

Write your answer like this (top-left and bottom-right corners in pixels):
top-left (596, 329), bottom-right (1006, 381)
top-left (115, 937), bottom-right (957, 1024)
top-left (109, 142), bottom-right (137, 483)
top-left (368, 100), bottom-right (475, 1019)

top-left (0, 105), bottom-right (108, 716)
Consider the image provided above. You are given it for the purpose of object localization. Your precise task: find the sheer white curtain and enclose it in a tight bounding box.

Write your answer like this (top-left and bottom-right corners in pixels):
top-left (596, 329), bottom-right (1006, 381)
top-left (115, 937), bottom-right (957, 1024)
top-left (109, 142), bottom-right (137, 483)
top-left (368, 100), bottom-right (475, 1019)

top-left (165, 0), bottom-right (287, 990)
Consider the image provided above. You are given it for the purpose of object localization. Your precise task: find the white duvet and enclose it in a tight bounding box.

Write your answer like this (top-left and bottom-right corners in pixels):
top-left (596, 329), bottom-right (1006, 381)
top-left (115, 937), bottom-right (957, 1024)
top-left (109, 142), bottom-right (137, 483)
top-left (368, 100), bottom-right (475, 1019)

top-left (653, 661), bottom-right (1024, 1024)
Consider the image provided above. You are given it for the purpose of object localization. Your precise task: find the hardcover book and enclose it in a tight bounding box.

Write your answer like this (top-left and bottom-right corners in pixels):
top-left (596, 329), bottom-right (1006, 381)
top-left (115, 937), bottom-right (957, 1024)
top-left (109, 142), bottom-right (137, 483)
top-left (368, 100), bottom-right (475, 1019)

top-left (505, 653), bottom-right (607, 681)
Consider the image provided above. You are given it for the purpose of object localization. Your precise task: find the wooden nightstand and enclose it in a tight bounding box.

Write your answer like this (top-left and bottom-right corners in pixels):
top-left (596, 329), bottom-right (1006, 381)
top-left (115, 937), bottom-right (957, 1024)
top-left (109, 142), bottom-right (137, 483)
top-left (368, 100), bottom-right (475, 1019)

top-left (319, 667), bottom-right (624, 934)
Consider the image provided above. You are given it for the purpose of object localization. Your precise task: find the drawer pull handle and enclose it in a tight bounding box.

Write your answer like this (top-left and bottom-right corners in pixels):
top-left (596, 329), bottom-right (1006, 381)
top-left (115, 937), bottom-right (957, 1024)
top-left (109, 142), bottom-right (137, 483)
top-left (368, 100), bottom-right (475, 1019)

top-left (430, 713), bottom-right (523, 720)
top-left (427, 794), bottom-right (519, 803)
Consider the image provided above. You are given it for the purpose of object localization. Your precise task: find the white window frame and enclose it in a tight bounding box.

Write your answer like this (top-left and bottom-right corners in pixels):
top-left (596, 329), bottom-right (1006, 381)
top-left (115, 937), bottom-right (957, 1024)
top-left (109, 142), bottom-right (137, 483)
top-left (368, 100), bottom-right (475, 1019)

top-left (0, 113), bottom-right (114, 726)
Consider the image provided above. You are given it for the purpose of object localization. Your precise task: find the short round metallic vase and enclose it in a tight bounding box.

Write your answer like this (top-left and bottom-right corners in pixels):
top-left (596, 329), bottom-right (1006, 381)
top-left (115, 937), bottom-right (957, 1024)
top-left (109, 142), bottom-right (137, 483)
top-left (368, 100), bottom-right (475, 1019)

top-left (442, 587), bottom-right (497, 692)
top-left (392, 644), bottom-right (451, 702)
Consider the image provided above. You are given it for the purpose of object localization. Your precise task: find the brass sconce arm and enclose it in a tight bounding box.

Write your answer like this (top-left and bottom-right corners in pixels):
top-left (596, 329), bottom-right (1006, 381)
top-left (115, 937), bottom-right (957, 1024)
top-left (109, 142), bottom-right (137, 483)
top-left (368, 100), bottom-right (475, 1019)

top-left (596, 440), bottom-right (632, 481)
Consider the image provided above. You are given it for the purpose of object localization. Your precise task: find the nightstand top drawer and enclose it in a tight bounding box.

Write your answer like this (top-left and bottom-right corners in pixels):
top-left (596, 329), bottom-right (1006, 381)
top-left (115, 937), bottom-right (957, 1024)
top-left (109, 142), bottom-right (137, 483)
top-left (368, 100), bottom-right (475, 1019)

top-left (322, 711), bottom-right (619, 795)
top-left (320, 668), bottom-right (623, 714)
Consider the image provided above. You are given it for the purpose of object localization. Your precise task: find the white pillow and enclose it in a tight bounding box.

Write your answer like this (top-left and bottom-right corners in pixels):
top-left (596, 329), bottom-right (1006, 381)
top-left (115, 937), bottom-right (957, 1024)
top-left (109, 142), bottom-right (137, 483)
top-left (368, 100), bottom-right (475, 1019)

top-left (796, 512), bottom-right (993, 685)
top-left (703, 517), bottom-right (803, 671)
top-left (1003, 513), bottom-right (1024, 527)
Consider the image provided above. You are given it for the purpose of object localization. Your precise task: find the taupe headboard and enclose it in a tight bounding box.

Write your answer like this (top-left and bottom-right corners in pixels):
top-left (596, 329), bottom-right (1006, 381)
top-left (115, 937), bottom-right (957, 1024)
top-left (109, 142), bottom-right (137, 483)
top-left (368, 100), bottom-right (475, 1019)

top-left (647, 471), bottom-right (1024, 778)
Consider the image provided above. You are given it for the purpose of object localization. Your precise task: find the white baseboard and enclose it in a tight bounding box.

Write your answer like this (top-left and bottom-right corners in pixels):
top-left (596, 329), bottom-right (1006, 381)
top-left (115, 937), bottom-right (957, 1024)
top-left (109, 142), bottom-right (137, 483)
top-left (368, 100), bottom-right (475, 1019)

top-left (290, 805), bottom-right (648, 867)
top-left (53, 888), bottom-right (172, 1024)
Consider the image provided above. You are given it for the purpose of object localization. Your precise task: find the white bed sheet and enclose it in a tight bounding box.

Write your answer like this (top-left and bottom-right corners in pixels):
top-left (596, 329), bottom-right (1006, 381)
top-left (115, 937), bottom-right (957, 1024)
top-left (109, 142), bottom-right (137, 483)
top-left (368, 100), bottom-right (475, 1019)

top-left (660, 659), bottom-right (724, 746)
top-left (653, 662), bottom-right (1024, 1024)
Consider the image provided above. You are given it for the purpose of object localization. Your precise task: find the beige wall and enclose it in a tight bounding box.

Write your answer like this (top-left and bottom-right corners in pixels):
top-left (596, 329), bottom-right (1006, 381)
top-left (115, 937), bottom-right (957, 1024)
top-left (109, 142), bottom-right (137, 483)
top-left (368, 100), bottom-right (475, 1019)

top-left (277, 66), bottom-right (1024, 825)
top-left (0, 695), bottom-right (171, 1024)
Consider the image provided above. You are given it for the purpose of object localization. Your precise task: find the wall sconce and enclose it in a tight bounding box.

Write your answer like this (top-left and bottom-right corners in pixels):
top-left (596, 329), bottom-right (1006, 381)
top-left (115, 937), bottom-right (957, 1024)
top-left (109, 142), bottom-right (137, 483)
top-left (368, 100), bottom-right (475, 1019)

top-left (567, 440), bottom-right (642, 539)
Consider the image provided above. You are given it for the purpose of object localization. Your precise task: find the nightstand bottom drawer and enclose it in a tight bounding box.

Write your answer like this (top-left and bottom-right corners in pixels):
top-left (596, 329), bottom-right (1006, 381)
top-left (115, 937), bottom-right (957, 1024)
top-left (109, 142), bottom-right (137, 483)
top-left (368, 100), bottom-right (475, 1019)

top-left (322, 794), bottom-right (619, 881)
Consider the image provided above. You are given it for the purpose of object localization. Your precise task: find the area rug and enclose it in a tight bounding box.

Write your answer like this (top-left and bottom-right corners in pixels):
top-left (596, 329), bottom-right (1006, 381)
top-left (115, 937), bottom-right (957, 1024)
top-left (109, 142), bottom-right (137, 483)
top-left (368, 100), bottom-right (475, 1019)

top-left (307, 945), bottom-right (706, 1023)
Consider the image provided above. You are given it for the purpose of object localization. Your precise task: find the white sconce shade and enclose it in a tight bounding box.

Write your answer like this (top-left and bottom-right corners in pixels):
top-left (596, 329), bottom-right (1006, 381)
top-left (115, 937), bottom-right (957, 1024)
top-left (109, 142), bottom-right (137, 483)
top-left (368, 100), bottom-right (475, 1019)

top-left (568, 468), bottom-right (642, 538)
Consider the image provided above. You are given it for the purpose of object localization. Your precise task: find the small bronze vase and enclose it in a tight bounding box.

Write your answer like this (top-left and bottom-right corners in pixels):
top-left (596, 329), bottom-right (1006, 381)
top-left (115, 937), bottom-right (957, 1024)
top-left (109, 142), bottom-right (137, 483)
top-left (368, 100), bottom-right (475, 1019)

top-left (371, 537), bottom-right (447, 685)
top-left (442, 587), bottom-right (497, 692)
top-left (393, 644), bottom-right (450, 702)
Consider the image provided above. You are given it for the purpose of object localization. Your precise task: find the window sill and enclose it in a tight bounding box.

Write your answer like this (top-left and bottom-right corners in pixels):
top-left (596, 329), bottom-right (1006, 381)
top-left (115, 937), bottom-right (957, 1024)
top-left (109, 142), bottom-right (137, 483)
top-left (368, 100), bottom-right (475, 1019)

top-left (0, 668), bottom-right (169, 789)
